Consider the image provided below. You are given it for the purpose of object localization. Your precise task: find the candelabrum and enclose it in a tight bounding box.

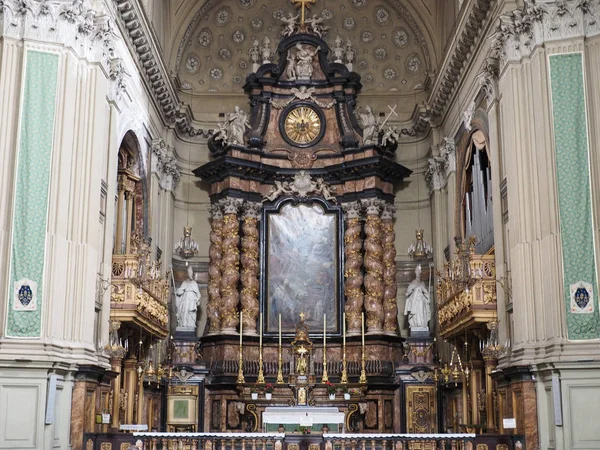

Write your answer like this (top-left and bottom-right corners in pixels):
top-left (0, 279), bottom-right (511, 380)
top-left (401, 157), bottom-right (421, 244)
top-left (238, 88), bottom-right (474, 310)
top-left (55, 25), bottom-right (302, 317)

top-left (434, 345), bottom-right (470, 386)
top-left (175, 226), bottom-right (199, 260)
top-left (408, 228), bottom-right (433, 261)
top-left (480, 319), bottom-right (508, 361)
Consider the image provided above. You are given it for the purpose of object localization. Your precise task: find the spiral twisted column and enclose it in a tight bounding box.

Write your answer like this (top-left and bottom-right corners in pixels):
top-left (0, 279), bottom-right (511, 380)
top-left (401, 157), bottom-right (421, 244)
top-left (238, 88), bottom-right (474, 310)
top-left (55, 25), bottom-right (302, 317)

top-left (206, 203), bottom-right (224, 335)
top-left (240, 202), bottom-right (261, 335)
top-left (219, 197), bottom-right (244, 333)
top-left (342, 201), bottom-right (364, 336)
top-left (361, 198), bottom-right (385, 334)
top-left (381, 203), bottom-right (399, 335)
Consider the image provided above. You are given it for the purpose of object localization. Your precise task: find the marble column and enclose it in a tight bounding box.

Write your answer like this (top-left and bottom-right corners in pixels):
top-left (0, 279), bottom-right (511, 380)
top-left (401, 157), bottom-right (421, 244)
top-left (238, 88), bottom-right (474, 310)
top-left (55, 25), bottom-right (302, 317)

top-left (123, 358), bottom-right (137, 424)
top-left (361, 199), bottom-right (385, 334)
top-left (240, 201), bottom-right (261, 336)
top-left (381, 203), bottom-right (398, 335)
top-left (219, 197), bottom-right (244, 333)
top-left (109, 355), bottom-right (125, 430)
top-left (206, 203), bottom-right (224, 335)
top-left (342, 201), bottom-right (364, 335)
top-left (483, 356), bottom-right (498, 432)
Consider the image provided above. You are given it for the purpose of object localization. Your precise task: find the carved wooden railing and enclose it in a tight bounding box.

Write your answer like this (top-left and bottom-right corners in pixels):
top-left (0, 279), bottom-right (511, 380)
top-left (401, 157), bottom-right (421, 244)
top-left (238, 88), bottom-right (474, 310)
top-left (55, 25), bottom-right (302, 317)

top-left (437, 252), bottom-right (497, 339)
top-left (325, 433), bottom-right (475, 450)
top-left (110, 253), bottom-right (170, 338)
top-left (133, 432), bottom-right (285, 450)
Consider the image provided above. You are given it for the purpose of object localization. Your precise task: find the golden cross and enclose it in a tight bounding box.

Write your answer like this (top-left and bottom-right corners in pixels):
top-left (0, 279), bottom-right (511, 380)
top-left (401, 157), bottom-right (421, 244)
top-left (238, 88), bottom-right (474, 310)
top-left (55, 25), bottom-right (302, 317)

top-left (291, 0), bottom-right (317, 26)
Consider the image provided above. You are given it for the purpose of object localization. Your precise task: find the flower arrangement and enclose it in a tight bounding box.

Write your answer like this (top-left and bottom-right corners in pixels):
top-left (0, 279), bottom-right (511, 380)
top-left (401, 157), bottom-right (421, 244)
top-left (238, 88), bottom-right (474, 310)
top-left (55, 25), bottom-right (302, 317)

top-left (325, 381), bottom-right (337, 395)
top-left (250, 385), bottom-right (259, 393)
top-left (264, 383), bottom-right (274, 394)
top-left (296, 426), bottom-right (311, 435)
top-left (339, 384), bottom-right (348, 393)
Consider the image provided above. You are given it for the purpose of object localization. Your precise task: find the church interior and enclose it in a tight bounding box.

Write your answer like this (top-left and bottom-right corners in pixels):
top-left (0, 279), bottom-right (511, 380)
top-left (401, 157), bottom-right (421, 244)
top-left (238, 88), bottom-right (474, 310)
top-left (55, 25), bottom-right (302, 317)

top-left (2, 0), bottom-right (600, 449)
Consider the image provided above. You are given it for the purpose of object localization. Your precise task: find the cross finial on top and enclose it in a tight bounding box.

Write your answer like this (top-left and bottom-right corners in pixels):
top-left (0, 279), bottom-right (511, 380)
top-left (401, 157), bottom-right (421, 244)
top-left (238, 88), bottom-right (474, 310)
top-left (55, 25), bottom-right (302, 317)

top-left (291, 0), bottom-right (317, 26)
top-left (299, 312), bottom-right (306, 322)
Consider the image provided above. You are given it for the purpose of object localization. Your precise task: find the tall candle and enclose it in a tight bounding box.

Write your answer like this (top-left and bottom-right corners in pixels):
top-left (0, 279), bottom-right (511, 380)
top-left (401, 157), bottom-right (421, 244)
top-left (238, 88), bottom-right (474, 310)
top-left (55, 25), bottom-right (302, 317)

top-left (323, 314), bottom-right (326, 349)
top-left (239, 311), bottom-right (243, 345)
top-left (343, 312), bottom-right (346, 348)
top-left (278, 314), bottom-right (282, 348)
top-left (259, 313), bottom-right (263, 348)
top-left (361, 312), bottom-right (365, 346)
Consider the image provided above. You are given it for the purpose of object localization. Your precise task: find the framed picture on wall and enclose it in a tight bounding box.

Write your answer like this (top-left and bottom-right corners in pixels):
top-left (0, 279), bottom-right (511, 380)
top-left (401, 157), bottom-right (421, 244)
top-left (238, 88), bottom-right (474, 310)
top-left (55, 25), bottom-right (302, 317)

top-left (261, 197), bottom-right (343, 336)
top-left (167, 396), bottom-right (197, 426)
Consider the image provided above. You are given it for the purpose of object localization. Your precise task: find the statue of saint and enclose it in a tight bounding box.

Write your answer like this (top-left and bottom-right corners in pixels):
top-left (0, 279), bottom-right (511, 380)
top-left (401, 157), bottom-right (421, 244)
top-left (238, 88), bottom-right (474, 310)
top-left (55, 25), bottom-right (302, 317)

top-left (294, 43), bottom-right (320, 80)
top-left (175, 266), bottom-right (201, 330)
top-left (229, 106), bottom-right (250, 145)
top-left (358, 105), bottom-right (379, 144)
top-left (403, 264), bottom-right (431, 330)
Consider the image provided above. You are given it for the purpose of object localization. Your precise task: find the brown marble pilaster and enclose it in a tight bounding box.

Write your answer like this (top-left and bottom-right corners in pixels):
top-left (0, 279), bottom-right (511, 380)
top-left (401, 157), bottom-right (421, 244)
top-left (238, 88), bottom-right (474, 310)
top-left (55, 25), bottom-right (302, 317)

top-left (381, 203), bottom-right (398, 335)
top-left (342, 201), bottom-right (364, 335)
top-left (483, 357), bottom-right (498, 432)
top-left (240, 202), bottom-right (261, 335)
top-left (361, 198), bottom-right (385, 333)
top-left (207, 204), bottom-right (224, 334)
top-left (70, 380), bottom-right (86, 450)
top-left (109, 355), bottom-right (125, 430)
top-left (123, 358), bottom-right (137, 424)
top-left (219, 197), bottom-right (244, 333)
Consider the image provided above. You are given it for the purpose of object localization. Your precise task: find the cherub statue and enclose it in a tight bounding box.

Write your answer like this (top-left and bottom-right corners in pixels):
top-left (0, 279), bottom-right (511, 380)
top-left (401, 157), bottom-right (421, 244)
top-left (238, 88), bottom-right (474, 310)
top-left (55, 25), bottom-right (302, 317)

top-left (291, 85), bottom-right (316, 101)
top-left (316, 178), bottom-right (337, 202)
top-left (306, 14), bottom-right (329, 38)
top-left (381, 125), bottom-right (400, 147)
top-left (263, 180), bottom-right (293, 202)
top-left (332, 36), bottom-right (344, 63)
top-left (280, 12), bottom-right (299, 37)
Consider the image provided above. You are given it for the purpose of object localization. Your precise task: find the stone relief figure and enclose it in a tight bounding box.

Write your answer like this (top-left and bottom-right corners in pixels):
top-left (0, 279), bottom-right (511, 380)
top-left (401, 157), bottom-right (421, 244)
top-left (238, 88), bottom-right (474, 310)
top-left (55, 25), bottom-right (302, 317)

top-left (345, 40), bottom-right (356, 71)
top-left (403, 264), bottom-right (431, 331)
top-left (249, 38), bottom-right (260, 71)
top-left (280, 12), bottom-right (299, 37)
top-left (261, 36), bottom-right (273, 64)
top-left (332, 36), bottom-right (344, 63)
top-left (176, 266), bottom-right (201, 330)
top-left (358, 105), bottom-right (380, 144)
top-left (306, 14), bottom-right (328, 38)
top-left (294, 43), bottom-right (321, 80)
top-left (263, 180), bottom-right (293, 202)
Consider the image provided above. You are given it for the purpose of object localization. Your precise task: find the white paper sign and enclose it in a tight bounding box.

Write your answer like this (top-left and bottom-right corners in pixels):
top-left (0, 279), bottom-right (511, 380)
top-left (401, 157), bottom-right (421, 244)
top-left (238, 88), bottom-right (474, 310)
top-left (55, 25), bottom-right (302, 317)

top-left (102, 413), bottom-right (111, 424)
top-left (503, 418), bottom-right (516, 429)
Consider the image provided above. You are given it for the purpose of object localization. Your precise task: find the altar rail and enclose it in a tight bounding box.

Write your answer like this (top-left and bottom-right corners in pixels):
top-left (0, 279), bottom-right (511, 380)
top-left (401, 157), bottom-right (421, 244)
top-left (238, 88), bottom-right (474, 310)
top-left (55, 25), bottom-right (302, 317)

top-left (133, 432), bottom-right (284, 450)
top-left (324, 433), bottom-right (474, 450)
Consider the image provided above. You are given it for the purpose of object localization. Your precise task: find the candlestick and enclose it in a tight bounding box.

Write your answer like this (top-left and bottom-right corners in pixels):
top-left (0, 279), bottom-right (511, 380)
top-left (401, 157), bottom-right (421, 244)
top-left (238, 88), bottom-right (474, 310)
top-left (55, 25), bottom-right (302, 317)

top-left (257, 312), bottom-right (265, 384)
top-left (322, 314), bottom-right (329, 383)
top-left (359, 313), bottom-right (367, 384)
top-left (236, 311), bottom-right (245, 384)
top-left (277, 314), bottom-right (284, 383)
top-left (361, 312), bottom-right (365, 346)
top-left (341, 312), bottom-right (348, 383)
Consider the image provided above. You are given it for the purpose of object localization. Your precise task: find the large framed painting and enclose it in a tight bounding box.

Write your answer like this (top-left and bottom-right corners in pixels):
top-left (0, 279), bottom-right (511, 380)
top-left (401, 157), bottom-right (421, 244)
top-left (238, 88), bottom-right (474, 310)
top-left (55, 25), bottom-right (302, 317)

top-left (261, 197), bottom-right (343, 336)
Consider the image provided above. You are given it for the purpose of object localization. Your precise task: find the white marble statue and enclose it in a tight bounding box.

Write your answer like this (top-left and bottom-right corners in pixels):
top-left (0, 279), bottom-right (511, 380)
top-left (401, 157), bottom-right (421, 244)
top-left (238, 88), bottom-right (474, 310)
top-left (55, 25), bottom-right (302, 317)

top-left (345, 40), bottom-right (355, 71)
top-left (294, 43), bottom-right (321, 80)
top-left (404, 264), bottom-right (431, 331)
top-left (358, 105), bottom-right (380, 144)
top-left (229, 106), bottom-right (251, 145)
top-left (381, 125), bottom-right (400, 147)
top-left (249, 38), bottom-right (261, 72)
top-left (306, 14), bottom-right (328, 38)
top-left (176, 266), bottom-right (201, 330)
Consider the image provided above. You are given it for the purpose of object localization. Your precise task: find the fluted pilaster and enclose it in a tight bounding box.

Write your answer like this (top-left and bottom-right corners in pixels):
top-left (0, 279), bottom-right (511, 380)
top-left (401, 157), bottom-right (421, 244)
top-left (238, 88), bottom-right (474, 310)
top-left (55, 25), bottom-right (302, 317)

top-left (361, 199), bottom-right (385, 334)
top-left (219, 198), bottom-right (244, 333)
top-left (240, 202), bottom-right (261, 336)
top-left (381, 203), bottom-right (398, 335)
top-left (206, 204), bottom-right (224, 334)
top-left (342, 201), bottom-right (364, 335)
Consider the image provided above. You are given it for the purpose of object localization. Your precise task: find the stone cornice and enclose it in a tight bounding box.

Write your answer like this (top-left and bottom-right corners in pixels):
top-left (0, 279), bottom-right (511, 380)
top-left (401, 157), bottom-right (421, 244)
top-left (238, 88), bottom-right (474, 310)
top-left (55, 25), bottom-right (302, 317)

top-left (425, 0), bottom-right (496, 124)
top-left (490, 0), bottom-right (600, 68)
top-left (113, 0), bottom-right (212, 138)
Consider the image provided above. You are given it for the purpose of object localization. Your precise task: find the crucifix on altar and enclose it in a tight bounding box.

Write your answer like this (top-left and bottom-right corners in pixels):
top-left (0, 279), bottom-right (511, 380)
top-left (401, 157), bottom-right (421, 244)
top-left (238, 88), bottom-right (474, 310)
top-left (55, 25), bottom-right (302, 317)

top-left (291, 0), bottom-right (317, 27)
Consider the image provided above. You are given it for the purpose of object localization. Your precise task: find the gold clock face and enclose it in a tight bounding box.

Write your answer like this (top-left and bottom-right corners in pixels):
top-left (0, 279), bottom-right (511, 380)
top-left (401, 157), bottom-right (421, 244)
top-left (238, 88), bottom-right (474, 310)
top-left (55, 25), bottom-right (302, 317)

top-left (283, 105), bottom-right (322, 146)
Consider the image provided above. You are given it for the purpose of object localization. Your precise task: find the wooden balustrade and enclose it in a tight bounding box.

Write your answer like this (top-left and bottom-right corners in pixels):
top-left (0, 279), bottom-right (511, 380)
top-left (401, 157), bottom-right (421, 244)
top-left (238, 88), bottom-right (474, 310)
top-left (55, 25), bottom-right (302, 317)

top-left (133, 432), bottom-right (285, 450)
top-left (324, 433), bottom-right (475, 450)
